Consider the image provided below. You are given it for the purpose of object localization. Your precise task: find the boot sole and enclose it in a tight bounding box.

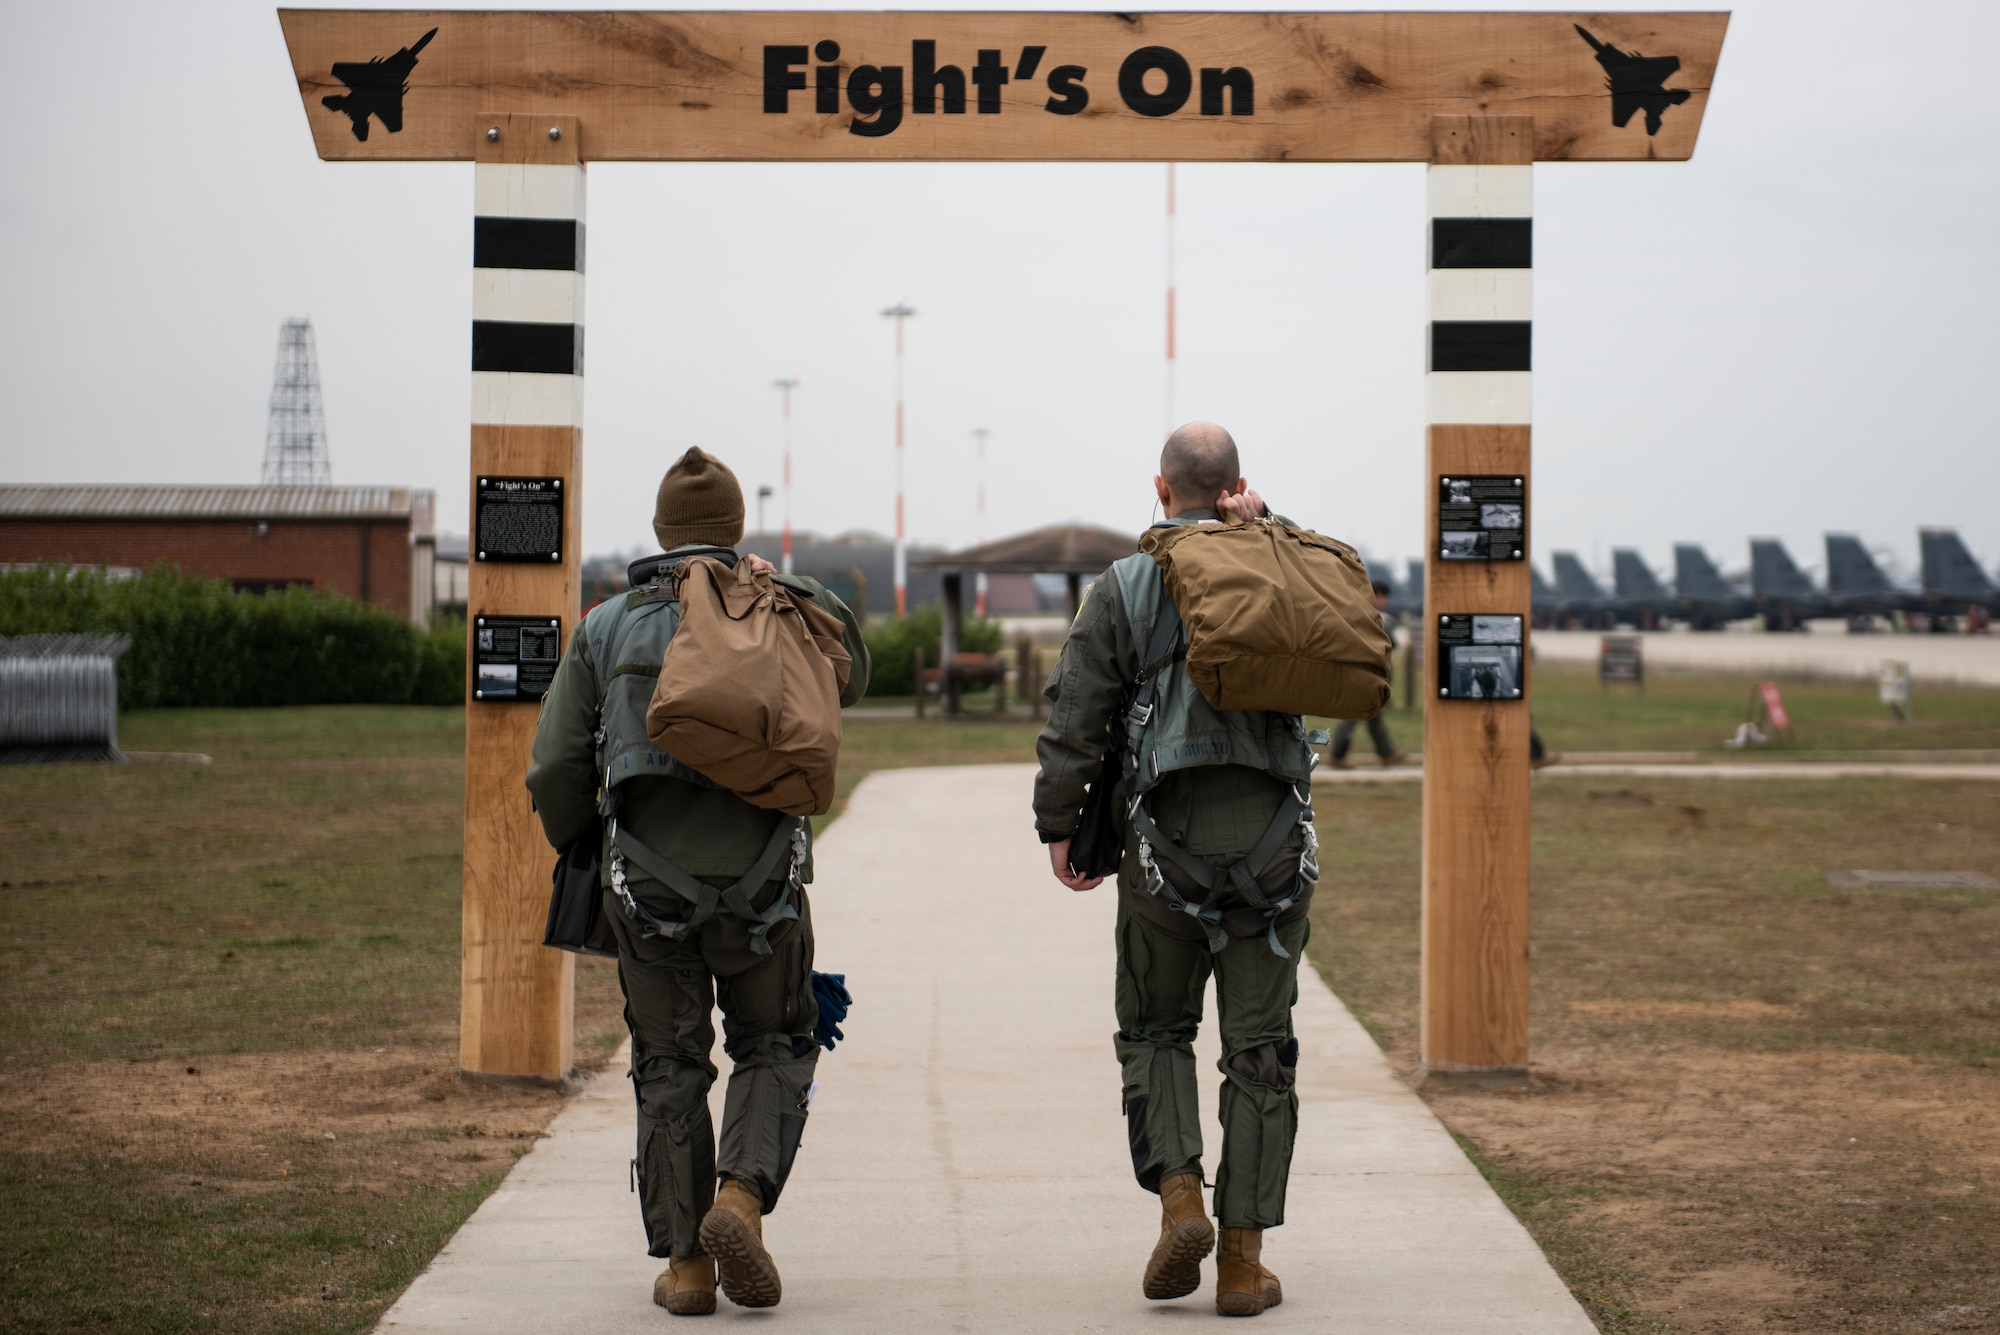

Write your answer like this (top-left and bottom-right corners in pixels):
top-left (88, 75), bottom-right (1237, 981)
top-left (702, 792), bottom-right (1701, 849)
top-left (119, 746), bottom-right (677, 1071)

top-left (1216, 1290), bottom-right (1269, 1317)
top-left (656, 1290), bottom-right (717, 1316)
top-left (1142, 1215), bottom-right (1216, 1301)
top-left (697, 1211), bottom-right (782, 1309)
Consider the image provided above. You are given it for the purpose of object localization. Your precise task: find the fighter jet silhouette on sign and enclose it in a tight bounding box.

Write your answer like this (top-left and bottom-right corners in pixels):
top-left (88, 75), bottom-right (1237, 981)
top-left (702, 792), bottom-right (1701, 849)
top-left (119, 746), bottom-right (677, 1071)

top-left (321, 27), bottom-right (437, 142)
top-left (1575, 24), bottom-right (1691, 136)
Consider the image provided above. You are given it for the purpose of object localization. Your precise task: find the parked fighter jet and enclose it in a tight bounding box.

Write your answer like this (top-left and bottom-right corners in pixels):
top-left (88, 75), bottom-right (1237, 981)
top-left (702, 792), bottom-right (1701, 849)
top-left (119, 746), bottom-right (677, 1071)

top-left (1672, 544), bottom-right (1755, 629)
top-left (1825, 534), bottom-right (1921, 620)
top-left (1531, 564), bottom-right (1558, 627)
top-left (1919, 528), bottom-right (1998, 617)
top-left (1611, 548), bottom-right (1674, 628)
top-left (1551, 551), bottom-right (1615, 628)
top-left (1748, 538), bottom-right (1828, 629)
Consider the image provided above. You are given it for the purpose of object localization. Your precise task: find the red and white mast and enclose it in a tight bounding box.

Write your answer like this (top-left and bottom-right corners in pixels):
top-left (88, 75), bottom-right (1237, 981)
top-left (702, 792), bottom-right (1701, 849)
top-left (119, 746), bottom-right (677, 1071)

top-left (881, 302), bottom-right (917, 617)
top-left (772, 376), bottom-right (798, 575)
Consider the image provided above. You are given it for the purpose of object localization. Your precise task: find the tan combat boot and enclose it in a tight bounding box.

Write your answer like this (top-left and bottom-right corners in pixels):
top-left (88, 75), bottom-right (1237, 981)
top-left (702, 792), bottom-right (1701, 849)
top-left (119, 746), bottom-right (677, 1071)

top-left (1142, 1171), bottom-right (1216, 1300)
top-left (697, 1178), bottom-right (782, 1308)
top-left (652, 1253), bottom-right (717, 1316)
top-left (1215, 1227), bottom-right (1282, 1316)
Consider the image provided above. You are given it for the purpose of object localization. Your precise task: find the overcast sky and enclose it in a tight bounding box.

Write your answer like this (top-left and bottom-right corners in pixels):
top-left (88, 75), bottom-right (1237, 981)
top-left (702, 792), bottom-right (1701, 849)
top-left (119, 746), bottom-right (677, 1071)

top-left (3, 0), bottom-right (1996, 585)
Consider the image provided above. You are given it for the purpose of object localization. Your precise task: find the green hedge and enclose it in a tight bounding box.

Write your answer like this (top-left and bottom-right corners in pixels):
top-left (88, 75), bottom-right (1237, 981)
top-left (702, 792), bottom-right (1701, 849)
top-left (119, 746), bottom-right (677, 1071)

top-left (861, 601), bottom-right (1004, 697)
top-left (0, 564), bottom-right (465, 708)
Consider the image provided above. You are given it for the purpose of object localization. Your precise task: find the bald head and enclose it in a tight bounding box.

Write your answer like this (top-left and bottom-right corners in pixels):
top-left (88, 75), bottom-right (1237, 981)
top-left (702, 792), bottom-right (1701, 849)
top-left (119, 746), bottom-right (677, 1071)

top-left (1158, 421), bottom-right (1241, 514)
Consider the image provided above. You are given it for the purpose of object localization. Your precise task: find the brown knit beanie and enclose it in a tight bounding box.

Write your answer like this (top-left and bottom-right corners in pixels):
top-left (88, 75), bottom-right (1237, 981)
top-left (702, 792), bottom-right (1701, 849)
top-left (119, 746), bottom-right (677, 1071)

top-left (653, 447), bottom-right (745, 550)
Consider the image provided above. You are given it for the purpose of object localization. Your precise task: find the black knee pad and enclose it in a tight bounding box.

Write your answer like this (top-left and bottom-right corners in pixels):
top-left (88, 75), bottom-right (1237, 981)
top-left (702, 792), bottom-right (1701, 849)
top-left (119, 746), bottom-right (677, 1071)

top-left (1225, 1039), bottom-right (1298, 1091)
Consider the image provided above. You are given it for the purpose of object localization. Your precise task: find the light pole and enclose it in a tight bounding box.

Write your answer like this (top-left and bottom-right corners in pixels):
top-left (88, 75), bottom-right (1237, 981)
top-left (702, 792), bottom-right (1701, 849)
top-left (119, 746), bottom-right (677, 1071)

top-left (881, 302), bottom-right (917, 616)
top-left (971, 426), bottom-right (990, 617)
top-left (772, 377), bottom-right (799, 574)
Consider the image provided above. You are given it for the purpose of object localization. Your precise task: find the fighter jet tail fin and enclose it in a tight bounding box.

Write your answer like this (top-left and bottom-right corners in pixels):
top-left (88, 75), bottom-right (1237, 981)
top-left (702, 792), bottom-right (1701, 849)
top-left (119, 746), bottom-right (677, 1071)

top-left (1920, 528), bottom-right (1996, 603)
top-left (1750, 539), bottom-right (1817, 600)
top-left (1612, 548), bottom-right (1670, 602)
top-left (1672, 544), bottom-right (1737, 600)
top-left (1826, 534), bottom-right (1893, 598)
top-left (1552, 551), bottom-right (1608, 602)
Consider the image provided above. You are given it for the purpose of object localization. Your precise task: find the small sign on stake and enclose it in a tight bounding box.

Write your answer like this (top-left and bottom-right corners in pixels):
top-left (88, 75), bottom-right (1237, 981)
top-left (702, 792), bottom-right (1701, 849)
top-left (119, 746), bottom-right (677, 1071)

top-left (1748, 679), bottom-right (1793, 744)
top-left (1879, 660), bottom-right (1911, 722)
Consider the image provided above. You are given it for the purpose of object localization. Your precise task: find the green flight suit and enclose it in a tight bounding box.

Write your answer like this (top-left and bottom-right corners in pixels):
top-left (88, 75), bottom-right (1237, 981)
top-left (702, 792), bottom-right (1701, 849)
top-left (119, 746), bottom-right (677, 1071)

top-left (527, 550), bottom-right (870, 1260)
top-left (1032, 512), bottom-right (1308, 1230)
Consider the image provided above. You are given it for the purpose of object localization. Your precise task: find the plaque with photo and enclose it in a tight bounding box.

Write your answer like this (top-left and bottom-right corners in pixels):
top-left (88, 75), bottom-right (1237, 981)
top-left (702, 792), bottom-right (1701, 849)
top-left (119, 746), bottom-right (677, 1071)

top-left (1435, 613), bottom-right (1525, 700)
top-left (472, 615), bottom-right (563, 702)
top-left (1438, 474), bottom-right (1526, 562)
top-left (475, 476), bottom-right (565, 563)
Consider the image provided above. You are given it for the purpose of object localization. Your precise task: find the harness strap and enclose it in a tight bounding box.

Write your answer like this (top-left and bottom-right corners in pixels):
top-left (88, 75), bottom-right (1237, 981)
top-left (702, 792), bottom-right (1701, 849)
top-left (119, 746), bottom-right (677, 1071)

top-left (1130, 787), bottom-right (1314, 959)
top-left (1122, 595), bottom-right (1187, 777)
top-left (608, 814), bottom-right (803, 955)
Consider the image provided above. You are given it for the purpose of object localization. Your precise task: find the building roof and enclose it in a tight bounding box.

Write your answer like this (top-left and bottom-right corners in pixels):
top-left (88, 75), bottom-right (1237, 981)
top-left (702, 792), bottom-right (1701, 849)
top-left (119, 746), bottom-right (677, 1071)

top-left (915, 523), bottom-right (1136, 576)
top-left (0, 485), bottom-right (436, 535)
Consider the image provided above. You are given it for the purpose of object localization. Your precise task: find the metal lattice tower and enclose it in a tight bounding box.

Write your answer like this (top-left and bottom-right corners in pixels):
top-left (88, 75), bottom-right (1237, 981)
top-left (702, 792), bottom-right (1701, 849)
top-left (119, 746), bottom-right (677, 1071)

top-left (260, 317), bottom-right (332, 485)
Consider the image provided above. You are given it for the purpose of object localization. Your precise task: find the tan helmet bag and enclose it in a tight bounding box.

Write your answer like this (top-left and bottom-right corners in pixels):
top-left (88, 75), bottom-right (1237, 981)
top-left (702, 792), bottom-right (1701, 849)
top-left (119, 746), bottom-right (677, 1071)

top-left (645, 557), bottom-right (852, 815)
top-left (1140, 518), bottom-right (1392, 720)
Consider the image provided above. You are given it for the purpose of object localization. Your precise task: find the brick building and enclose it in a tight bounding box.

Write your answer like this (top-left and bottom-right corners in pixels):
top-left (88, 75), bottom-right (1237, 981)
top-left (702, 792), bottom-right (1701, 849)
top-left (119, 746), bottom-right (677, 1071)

top-left (0, 485), bottom-right (438, 625)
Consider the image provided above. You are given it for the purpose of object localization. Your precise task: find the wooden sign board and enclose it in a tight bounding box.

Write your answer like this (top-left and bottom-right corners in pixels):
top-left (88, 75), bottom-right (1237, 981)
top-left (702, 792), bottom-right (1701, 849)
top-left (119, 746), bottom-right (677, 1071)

top-left (278, 10), bottom-right (1727, 163)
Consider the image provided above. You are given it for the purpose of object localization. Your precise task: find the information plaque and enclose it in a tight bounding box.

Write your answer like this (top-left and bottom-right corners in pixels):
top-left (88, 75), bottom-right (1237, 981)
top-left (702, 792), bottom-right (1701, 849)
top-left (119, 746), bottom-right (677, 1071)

top-left (1438, 475), bottom-right (1526, 562)
top-left (473, 615), bottom-right (562, 702)
top-left (1436, 614), bottom-right (1525, 700)
top-left (475, 476), bottom-right (564, 563)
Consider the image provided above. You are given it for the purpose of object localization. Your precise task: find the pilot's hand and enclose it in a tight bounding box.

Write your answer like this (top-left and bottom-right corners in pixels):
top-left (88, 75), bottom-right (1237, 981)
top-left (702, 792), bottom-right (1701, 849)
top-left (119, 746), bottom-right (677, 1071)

top-left (1048, 839), bottom-right (1103, 892)
top-left (1217, 487), bottom-right (1269, 523)
top-left (746, 554), bottom-right (776, 575)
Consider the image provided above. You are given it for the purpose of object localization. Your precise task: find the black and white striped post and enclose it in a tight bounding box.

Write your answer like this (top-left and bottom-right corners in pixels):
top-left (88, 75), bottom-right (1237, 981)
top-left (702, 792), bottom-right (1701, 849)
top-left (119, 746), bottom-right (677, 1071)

top-left (463, 114), bottom-right (585, 1080)
top-left (1420, 116), bottom-right (1535, 1078)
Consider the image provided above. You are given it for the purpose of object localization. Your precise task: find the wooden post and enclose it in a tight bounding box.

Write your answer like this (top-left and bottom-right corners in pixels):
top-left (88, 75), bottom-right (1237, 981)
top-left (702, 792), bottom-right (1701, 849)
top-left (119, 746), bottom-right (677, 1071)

top-left (460, 112), bottom-right (583, 1081)
top-left (1420, 115), bottom-right (1533, 1076)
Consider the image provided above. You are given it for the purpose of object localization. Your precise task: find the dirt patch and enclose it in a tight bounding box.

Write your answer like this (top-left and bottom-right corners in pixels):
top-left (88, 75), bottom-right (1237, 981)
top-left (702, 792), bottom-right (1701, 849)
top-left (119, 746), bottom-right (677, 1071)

top-left (1429, 1048), bottom-right (2000, 1332)
top-left (1567, 1000), bottom-right (1795, 1021)
top-left (0, 1043), bottom-right (612, 1202)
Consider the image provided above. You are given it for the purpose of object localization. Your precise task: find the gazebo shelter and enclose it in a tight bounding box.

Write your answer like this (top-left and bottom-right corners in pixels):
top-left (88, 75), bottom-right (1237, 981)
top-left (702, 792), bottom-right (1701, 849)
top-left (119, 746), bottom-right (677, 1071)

top-left (915, 523), bottom-right (1137, 715)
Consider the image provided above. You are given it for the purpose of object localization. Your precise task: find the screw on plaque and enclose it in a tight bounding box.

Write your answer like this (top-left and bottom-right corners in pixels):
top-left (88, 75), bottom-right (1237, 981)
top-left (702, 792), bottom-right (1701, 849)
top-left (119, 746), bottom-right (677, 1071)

top-left (486, 127), bottom-right (500, 141)
top-left (548, 127), bottom-right (562, 141)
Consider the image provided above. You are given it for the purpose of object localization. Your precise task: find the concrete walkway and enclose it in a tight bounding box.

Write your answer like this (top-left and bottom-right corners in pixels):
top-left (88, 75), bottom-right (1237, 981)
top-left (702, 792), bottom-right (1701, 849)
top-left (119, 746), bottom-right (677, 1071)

top-left (377, 765), bottom-right (1593, 1333)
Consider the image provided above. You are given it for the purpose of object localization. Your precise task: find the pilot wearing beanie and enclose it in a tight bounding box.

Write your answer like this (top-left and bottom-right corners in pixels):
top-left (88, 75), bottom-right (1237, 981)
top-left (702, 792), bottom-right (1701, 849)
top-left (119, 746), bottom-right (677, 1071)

top-left (527, 442), bottom-right (870, 1317)
top-left (654, 447), bottom-right (746, 550)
